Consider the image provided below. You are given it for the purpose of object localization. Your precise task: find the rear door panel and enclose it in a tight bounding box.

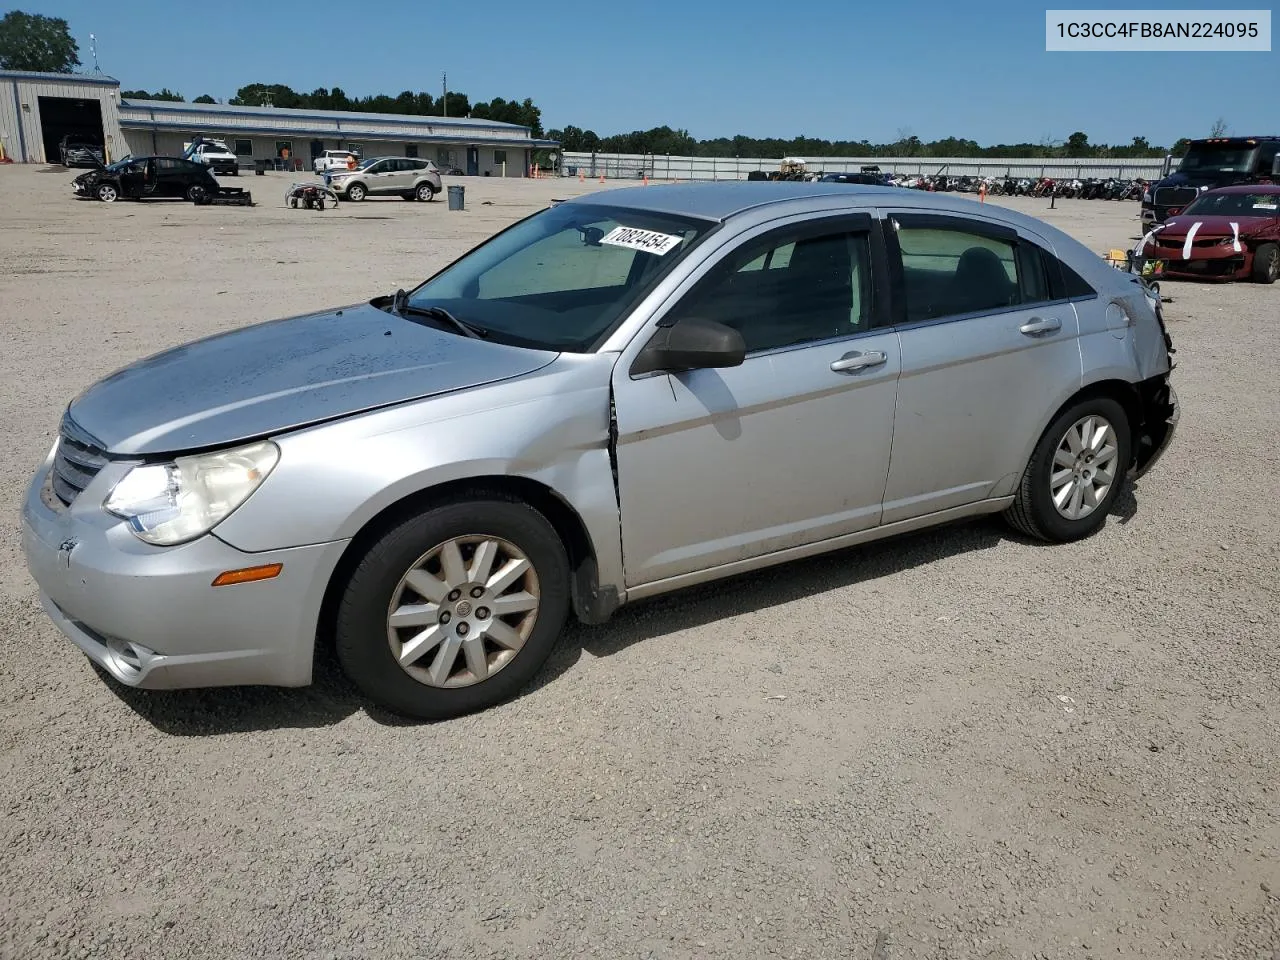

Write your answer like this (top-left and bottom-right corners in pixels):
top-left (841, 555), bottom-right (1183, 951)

top-left (878, 211), bottom-right (1083, 523)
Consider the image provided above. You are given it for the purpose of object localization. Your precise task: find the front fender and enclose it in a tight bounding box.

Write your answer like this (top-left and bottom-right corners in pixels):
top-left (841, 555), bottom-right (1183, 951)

top-left (212, 353), bottom-right (625, 594)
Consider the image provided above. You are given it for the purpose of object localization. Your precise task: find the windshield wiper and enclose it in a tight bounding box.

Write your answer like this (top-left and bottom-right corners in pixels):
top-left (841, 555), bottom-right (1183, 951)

top-left (389, 289), bottom-right (487, 339)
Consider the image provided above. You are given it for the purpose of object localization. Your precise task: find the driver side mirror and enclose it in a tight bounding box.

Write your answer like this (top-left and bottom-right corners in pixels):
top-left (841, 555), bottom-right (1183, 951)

top-left (630, 317), bottom-right (746, 377)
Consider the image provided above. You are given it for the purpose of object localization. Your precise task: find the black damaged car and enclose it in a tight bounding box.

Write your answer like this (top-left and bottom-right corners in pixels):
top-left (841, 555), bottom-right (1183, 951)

top-left (72, 156), bottom-right (220, 203)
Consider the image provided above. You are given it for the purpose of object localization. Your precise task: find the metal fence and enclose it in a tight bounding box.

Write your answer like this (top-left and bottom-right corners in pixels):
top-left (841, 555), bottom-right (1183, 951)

top-left (561, 152), bottom-right (1168, 182)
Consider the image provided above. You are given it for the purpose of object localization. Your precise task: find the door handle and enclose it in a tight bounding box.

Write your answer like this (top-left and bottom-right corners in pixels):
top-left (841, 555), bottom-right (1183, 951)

top-left (1019, 316), bottom-right (1061, 336)
top-left (830, 349), bottom-right (887, 373)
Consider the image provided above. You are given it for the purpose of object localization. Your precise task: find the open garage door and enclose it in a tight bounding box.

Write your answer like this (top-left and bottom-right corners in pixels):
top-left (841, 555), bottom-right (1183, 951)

top-left (37, 96), bottom-right (105, 165)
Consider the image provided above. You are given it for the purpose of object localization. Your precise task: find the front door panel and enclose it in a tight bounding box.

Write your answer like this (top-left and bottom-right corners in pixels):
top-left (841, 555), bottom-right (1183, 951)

top-left (613, 335), bottom-right (900, 586)
top-left (611, 214), bottom-right (900, 588)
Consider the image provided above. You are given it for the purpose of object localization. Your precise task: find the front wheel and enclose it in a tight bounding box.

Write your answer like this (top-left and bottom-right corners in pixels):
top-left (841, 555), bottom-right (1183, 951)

top-left (346, 182), bottom-right (366, 202)
top-left (1005, 397), bottom-right (1131, 542)
top-left (416, 182), bottom-right (436, 201)
top-left (96, 183), bottom-right (118, 202)
top-left (335, 498), bottom-right (571, 720)
top-left (1252, 243), bottom-right (1279, 284)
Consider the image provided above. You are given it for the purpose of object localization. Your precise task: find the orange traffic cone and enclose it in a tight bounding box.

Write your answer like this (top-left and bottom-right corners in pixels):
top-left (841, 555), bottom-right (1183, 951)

top-left (599, 173), bottom-right (605, 183)
top-left (979, 183), bottom-right (986, 203)
top-left (643, 175), bottom-right (649, 186)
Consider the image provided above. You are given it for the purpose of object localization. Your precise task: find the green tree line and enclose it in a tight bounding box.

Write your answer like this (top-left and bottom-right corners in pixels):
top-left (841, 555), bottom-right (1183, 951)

top-left (121, 82), bottom-right (545, 136)
top-left (546, 124), bottom-right (1193, 160)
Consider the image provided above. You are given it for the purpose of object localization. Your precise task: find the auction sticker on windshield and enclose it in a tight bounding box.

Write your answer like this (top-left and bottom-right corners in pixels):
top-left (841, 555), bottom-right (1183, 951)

top-left (601, 226), bottom-right (684, 255)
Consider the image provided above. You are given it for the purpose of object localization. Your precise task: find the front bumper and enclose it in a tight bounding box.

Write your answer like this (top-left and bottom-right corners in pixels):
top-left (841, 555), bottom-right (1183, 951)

top-left (1143, 243), bottom-right (1251, 281)
top-left (21, 453), bottom-right (350, 690)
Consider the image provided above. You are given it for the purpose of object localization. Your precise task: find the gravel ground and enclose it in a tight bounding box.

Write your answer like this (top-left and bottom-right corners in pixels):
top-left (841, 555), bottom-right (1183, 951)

top-left (1, 165), bottom-right (1278, 960)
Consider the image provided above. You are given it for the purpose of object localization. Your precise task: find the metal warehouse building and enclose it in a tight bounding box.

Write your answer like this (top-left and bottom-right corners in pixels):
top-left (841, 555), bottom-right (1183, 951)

top-left (1, 69), bottom-right (557, 176)
top-left (0, 69), bottom-right (124, 165)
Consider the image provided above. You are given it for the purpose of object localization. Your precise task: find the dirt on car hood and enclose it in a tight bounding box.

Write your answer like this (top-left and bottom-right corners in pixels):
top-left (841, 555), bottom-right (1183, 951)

top-left (65, 303), bottom-right (558, 456)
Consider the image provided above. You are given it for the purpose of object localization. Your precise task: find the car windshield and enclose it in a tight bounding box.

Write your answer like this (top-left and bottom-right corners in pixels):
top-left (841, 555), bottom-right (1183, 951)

top-left (405, 203), bottom-right (716, 352)
top-left (103, 157), bottom-right (135, 172)
top-left (1183, 192), bottom-right (1280, 216)
top-left (1177, 144), bottom-right (1259, 175)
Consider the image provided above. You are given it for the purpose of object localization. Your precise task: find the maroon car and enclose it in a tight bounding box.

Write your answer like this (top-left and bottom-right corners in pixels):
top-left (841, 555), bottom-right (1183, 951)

top-left (1137, 185), bottom-right (1280, 283)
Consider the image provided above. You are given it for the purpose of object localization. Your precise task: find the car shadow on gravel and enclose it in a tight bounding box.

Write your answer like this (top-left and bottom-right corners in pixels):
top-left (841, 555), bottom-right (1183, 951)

top-left (97, 656), bottom-right (365, 735)
top-left (101, 490), bottom-right (1141, 732)
top-left (572, 488), bottom-right (1141, 661)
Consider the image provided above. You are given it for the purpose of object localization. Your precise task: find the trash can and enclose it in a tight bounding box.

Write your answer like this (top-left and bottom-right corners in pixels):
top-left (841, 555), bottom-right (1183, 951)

top-left (255, 158), bottom-right (267, 176)
top-left (447, 185), bottom-right (465, 211)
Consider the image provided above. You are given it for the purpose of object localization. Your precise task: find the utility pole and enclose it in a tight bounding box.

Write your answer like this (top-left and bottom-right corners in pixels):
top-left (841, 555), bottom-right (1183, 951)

top-left (89, 33), bottom-right (100, 73)
top-left (442, 72), bottom-right (447, 118)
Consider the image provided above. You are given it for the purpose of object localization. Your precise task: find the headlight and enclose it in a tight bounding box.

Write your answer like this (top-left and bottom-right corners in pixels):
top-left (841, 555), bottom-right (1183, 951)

top-left (105, 440), bottom-right (279, 545)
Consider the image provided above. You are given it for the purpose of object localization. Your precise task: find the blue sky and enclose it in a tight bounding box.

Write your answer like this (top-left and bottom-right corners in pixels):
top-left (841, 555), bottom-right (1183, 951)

top-left (22, 0), bottom-right (1279, 147)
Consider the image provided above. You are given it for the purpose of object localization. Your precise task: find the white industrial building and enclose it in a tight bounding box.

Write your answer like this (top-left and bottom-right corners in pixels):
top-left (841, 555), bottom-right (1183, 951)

top-left (1, 69), bottom-right (557, 176)
top-left (0, 69), bottom-right (124, 164)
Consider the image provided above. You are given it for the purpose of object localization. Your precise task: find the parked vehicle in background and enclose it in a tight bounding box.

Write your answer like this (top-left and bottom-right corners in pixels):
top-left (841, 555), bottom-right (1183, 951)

top-left (72, 156), bottom-right (221, 202)
top-left (1137, 184), bottom-right (1280, 283)
top-left (328, 156), bottom-right (442, 201)
top-left (818, 171), bottom-right (889, 185)
top-left (23, 182), bottom-right (1178, 721)
top-left (183, 138), bottom-right (239, 176)
top-left (58, 135), bottom-right (104, 168)
top-left (1142, 136), bottom-right (1280, 225)
top-left (314, 150), bottom-right (359, 173)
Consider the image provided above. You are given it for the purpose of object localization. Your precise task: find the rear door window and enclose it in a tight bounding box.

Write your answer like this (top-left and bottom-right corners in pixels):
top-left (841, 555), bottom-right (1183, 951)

top-left (895, 225), bottom-right (1020, 322)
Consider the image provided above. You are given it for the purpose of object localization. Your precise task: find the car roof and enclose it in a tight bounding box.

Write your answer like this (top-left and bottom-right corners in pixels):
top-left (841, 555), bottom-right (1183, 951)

top-left (563, 181), bottom-right (1040, 227)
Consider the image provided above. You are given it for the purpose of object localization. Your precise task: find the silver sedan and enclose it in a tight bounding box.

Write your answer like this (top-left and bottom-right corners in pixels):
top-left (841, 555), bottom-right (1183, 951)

top-left (22, 183), bottom-right (1178, 719)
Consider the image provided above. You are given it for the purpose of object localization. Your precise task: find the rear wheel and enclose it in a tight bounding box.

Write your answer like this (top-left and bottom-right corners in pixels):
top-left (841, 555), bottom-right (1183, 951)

top-left (335, 498), bottom-right (571, 720)
top-left (186, 183), bottom-right (208, 203)
top-left (1005, 397), bottom-right (1131, 543)
top-left (1252, 243), bottom-right (1279, 284)
top-left (416, 182), bottom-right (436, 201)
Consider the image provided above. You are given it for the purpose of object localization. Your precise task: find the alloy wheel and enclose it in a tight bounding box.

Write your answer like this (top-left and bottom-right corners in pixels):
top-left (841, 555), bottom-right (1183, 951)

top-left (1050, 415), bottom-right (1119, 521)
top-left (386, 535), bottom-right (540, 688)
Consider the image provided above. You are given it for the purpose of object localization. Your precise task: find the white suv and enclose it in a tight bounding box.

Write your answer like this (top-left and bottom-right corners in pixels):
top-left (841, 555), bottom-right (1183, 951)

top-left (314, 150), bottom-right (359, 173)
top-left (328, 157), bottom-right (443, 202)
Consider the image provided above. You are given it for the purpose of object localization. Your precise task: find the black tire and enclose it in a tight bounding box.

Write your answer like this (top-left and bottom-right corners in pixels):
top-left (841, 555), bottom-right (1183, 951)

top-left (186, 183), bottom-right (208, 203)
top-left (346, 182), bottom-right (366, 202)
top-left (335, 497), bottom-right (571, 720)
top-left (416, 182), bottom-right (436, 202)
top-left (96, 182), bottom-right (119, 203)
top-left (1004, 396), bottom-right (1131, 543)
top-left (1252, 243), bottom-right (1279, 284)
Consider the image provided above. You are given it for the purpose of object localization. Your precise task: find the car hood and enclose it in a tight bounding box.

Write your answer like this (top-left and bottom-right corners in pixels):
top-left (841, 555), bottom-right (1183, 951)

top-left (66, 303), bottom-right (559, 456)
top-left (1156, 214), bottom-right (1274, 238)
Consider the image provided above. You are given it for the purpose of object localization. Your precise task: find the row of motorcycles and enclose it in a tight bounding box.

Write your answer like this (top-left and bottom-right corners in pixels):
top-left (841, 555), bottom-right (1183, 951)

top-left (883, 173), bottom-right (1147, 200)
